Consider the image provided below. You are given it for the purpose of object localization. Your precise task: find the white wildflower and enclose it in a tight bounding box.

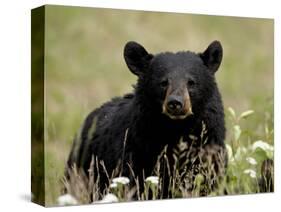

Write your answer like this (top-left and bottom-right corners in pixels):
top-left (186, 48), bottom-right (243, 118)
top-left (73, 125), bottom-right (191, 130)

top-left (109, 182), bottom-right (118, 188)
top-left (226, 144), bottom-right (234, 162)
top-left (243, 169), bottom-right (257, 178)
top-left (252, 140), bottom-right (274, 152)
top-left (95, 193), bottom-right (119, 204)
top-left (246, 157), bottom-right (257, 165)
top-left (112, 176), bottom-right (130, 185)
top-left (145, 176), bottom-right (159, 185)
top-left (57, 194), bottom-right (78, 206)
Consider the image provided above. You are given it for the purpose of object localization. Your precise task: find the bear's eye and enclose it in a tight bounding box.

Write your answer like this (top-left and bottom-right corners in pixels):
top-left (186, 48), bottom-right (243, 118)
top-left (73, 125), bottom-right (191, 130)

top-left (160, 79), bottom-right (168, 88)
top-left (187, 79), bottom-right (195, 87)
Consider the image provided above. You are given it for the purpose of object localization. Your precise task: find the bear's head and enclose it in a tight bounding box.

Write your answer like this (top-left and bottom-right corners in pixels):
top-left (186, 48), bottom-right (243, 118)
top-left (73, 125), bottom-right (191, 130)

top-left (124, 41), bottom-right (223, 120)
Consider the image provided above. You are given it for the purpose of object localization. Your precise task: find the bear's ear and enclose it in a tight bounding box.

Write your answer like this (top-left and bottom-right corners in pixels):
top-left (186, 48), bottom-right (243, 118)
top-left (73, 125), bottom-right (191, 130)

top-left (124, 41), bottom-right (153, 76)
top-left (199, 40), bottom-right (223, 73)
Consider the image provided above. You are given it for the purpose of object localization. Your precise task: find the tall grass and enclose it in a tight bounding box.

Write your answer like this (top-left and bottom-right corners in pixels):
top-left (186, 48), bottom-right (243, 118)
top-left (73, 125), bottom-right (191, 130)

top-left (60, 108), bottom-right (273, 205)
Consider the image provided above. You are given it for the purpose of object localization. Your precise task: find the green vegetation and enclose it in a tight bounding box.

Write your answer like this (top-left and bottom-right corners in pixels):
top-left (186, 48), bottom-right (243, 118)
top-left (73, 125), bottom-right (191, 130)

top-left (59, 108), bottom-right (273, 205)
top-left (42, 5), bottom-right (273, 206)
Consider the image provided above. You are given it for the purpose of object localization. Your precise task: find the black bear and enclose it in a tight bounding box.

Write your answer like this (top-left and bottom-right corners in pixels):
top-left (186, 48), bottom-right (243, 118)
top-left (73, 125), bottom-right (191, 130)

top-left (65, 41), bottom-right (227, 199)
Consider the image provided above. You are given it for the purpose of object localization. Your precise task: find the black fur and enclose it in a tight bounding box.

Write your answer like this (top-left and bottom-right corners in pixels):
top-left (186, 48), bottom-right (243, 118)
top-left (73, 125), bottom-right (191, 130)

top-left (66, 41), bottom-right (227, 198)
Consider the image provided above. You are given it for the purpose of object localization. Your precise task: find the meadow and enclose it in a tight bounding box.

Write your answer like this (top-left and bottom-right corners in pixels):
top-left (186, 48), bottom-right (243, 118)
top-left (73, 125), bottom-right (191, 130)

top-left (38, 5), bottom-right (274, 205)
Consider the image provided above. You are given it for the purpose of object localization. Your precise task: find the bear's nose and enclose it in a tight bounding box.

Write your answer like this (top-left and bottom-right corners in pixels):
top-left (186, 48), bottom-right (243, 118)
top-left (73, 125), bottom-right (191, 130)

top-left (167, 98), bottom-right (183, 111)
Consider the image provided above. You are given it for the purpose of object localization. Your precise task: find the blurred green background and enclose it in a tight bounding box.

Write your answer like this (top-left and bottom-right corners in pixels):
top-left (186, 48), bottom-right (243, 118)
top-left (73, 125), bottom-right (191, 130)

top-left (43, 5), bottom-right (273, 205)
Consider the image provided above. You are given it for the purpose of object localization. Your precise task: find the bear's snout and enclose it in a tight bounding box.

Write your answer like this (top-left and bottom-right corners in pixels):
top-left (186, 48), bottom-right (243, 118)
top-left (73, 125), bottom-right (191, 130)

top-left (167, 96), bottom-right (183, 112)
top-left (162, 84), bottom-right (193, 120)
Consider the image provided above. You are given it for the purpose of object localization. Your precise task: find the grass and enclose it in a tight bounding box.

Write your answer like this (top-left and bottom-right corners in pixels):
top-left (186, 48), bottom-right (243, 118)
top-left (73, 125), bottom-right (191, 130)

top-left (61, 108), bottom-right (273, 205)
top-left (34, 5), bottom-right (274, 206)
